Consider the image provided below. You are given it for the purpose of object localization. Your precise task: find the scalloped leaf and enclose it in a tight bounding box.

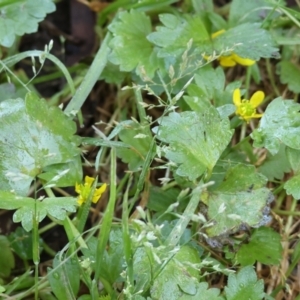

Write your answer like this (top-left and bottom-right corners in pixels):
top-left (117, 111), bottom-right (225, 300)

top-left (251, 98), bottom-right (300, 155)
top-left (258, 145), bottom-right (291, 180)
top-left (0, 0), bottom-right (55, 47)
top-left (203, 165), bottom-right (273, 237)
top-left (154, 108), bottom-right (233, 180)
top-left (108, 10), bottom-right (158, 76)
top-left (229, 0), bottom-right (283, 26)
top-left (116, 120), bottom-right (155, 171)
top-left (0, 93), bottom-right (80, 195)
top-left (47, 252), bottom-right (80, 299)
top-left (0, 236), bottom-right (15, 278)
top-left (205, 188), bottom-right (273, 237)
top-left (236, 227), bottom-right (282, 266)
top-left (225, 266), bottom-right (265, 300)
top-left (0, 191), bottom-right (77, 231)
top-left (284, 174), bottom-right (300, 200)
top-left (147, 13), bottom-right (211, 57)
top-left (150, 246), bottom-right (202, 300)
top-left (277, 60), bottom-right (300, 94)
top-left (213, 23), bottom-right (279, 61)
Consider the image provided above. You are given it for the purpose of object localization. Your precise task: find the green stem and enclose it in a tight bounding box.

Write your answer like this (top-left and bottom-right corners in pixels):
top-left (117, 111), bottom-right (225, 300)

top-left (94, 148), bottom-right (117, 296)
top-left (165, 181), bottom-right (214, 247)
top-left (134, 89), bottom-right (151, 134)
top-left (33, 183), bottom-right (40, 300)
top-left (2, 50), bottom-right (75, 95)
top-left (245, 66), bottom-right (252, 99)
top-left (273, 209), bottom-right (300, 216)
top-left (265, 58), bottom-right (281, 97)
top-left (239, 122), bottom-right (247, 141)
top-left (64, 33), bottom-right (111, 114)
top-left (41, 241), bottom-right (57, 257)
top-left (285, 197), bottom-right (297, 233)
top-left (122, 176), bottom-right (134, 291)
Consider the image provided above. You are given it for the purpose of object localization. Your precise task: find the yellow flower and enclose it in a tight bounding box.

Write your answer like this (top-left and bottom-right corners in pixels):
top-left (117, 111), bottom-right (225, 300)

top-left (75, 176), bottom-right (107, 206)
top-left (211, 30), bottom-right (256, 67)
top-left (233, 88), bottom-right (264, 123)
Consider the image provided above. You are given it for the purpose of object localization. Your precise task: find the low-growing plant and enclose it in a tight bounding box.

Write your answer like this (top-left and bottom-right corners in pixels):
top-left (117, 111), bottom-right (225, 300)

top-left (0, 0), bottom-right (300, 299)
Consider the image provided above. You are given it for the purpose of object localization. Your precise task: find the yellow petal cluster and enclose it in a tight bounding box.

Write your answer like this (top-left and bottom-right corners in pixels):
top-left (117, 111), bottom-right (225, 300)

top-left (211, 30), bottom-right (256, 67)
top-left (75, 176), bottom-right (107, 206)
top-left (233, 88), bottom-right (264, 123)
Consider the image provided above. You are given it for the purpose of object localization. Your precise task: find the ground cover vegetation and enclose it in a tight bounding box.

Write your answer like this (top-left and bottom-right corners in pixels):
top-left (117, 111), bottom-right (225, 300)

top-left (0, 0), bottom-right (299, 299)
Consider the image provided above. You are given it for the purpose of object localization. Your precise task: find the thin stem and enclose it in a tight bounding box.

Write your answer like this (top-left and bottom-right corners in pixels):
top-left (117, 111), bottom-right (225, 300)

top-left (273, 209), bottom-right (300, 216)
top-left (122, 176), bottom-right (134, 290)
top-left (32, 182), bottom-right (40, 300)
top-left (239, 122), bottom-right (247, 141)
top-left (64, 33), bottom-right (111, 114)
top-left (245, 66), bottom-right (252, 99)
top-left (165, 181), bottom-right (214, 247)
top-left (94, 148), bottom-right (117, 297)
top-left (265, 58), bottom-right (281, 97)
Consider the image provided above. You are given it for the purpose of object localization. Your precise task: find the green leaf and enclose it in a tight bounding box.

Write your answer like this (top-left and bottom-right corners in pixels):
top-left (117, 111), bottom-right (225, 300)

top-left (205, 188), bottom-right (273, 237)
top-left (291, 241), bottom-right (300, 267)
top-left (258, 145), bottom-right (291, 180)
top-left (47, 252), bottom-right (80, 299)
top-left (229, 0), bottom-right (279, 26)
top-left (147, 13), bottom-right (210, 57)
top-left (0, 191), bottom-right (77, 231)
top-left (108, 10), bottom-right (155, 74)
top-left (117, 120), bottom-right (155, 171)
top-left (150, 245), bottom-right (202, 299)
top-left (132, 247), bottom-right (154, 294)
top-left (192, 0), bottom-right (213, 13)
top-left (0, 0), bottom-right (55, 47)
top-left (8, 227), bottom-right (33, 260)
top-left (277, 61), bottom-right (300, 94)
top-left (207, 12), bottom-right (228, 31)
top-left (186, 65), bottom-right (226, 109)
top-left (202, 165), bottom-right (273, 237)
top-left (100, 61), bottom-right (128, 85)
top-left (284, 174), bottom-right (300, 200)
top-left (225, 266), bottom-right (265, 300)
top-left (154, 108), bottom-right (233, 180)
top-left (185, 65), bottom-right (238, 114)
top-left (195, 65), bottom-right (225, 98)
top-left (37, 156), bottom-right (82, 188)
top-left (217, 164), bottom-right (268, 192)
top-left (0, 235), bottom-right (15, 278)
top-left (286, 147), bottom-right (300, 172)
top-left (0, 93), bottom-right (80, 195)
top-left (251, 98), bottom-right (300, 155)
top-left (82, 230), bottom-right (124, 284)
top-left (213, 23), bottom-right (279, 61)
top-left (100, 229), bottom-right (125, 283)
top-left (148, 186), bottom-right (181, 212)
top-left (0, 83), bottom-right (18, 102)
top-left (236, 227), bottom-right (282, 266)
top-left (82, 137), bottom-right (130, 149)
top-left (180, 282), bottom-right (223, 300)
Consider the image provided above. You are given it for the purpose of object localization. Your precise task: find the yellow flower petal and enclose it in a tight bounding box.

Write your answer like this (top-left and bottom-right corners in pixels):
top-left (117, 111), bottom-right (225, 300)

top-left (84, 176), bottom-right (95, 187)
top-left (211, 29), bottom-right (226, 39)
top-left (75, 176), bottom-right (107, 206)
top-left (250, 91), bottom-right (265, 108)
top-left (252, 113), bottom-right (263, 118)
top-left (219, 55), bottom-right (237, 67)
top-left (75, 183), bottom-right (81, 193)
top-left (92, 183), bottom-right (107, 203)
top-left (233, 89), bottom-right (242, 106)
top-left (231, 54), bottom-right (256, 66)
top-left (77, 196), bottom-right (84, 206)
